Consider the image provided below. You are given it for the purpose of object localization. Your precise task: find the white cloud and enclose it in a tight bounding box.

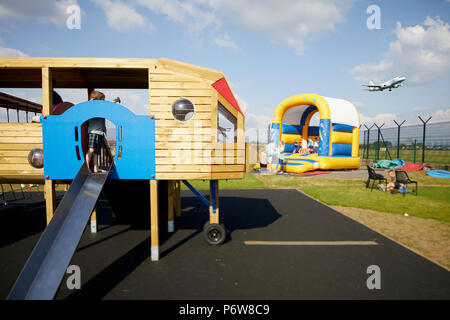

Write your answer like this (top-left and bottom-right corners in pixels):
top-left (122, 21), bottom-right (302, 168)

top-left (430, 108), bottom-right (450, 121)
top-left (351, 101), bottom-right (365, 109)
top-left (213, 34), bottom-right (239, 51)
top-left (349, 60), bottom-right (393, 83)
top-left (92, 0), bottom-right (149, 32)
top-left (0, 45), bottom-right (27, 57)
top-left (350, 17), bottom-right (450, 85)
top-left (210, 0), bottom-right (353, 54)
top-left (0, 37), bottom-right (27, 57)
top-left (359, 107), bottom-right (450, 126)
top-left (136, 0), bottom-right (216, 33)
top-left (359, 112), bottom-right (399, 126)
top-left (136, 0), bottom-right (353, 54)
top-left (0, 0), bottom-right (79, 26)
top-left (234, 93), bottom-right (272, 137)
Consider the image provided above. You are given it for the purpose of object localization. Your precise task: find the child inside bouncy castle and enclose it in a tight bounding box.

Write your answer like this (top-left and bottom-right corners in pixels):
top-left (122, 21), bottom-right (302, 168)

top-left (85, 90), bottom-right (107, 173)
top-left (313, 138), bottom-right (319, 153)
top-left (293, 139), bottom-right (300, 153)
top-left (301, 137), bottom-right (307, 154)
top-left (308, 137), bottom-right (313, 153)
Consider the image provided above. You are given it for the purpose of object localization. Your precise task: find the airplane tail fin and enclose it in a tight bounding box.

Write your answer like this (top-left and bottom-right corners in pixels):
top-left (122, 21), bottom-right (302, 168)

top-left (368, 80), bottom-right (374, 86)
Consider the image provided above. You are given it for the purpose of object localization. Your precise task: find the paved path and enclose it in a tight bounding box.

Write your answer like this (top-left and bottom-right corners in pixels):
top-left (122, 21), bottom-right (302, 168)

top-left (0, 189), bottom-right (449, 299)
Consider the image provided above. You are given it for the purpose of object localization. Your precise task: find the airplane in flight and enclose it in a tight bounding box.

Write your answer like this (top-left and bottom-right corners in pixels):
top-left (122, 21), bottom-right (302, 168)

top-left (362, 76), bottom-right (406, 91)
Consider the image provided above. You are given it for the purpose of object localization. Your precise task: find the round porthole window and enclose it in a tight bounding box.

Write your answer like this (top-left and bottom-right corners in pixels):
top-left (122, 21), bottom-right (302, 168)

top-left (27, 148), bottom-right (44, 169)
top-left (171, 98), bottom-right (195, 122)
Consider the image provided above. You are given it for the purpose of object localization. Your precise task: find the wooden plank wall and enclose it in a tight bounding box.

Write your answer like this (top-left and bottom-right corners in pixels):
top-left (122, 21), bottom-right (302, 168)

top-left (0, 123), bottom-right (44, 182)
top-left (149, 68), bottom-right (245, 179)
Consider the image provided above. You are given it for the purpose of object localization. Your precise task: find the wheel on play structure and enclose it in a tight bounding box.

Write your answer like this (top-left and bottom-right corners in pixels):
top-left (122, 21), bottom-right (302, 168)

top-left (203, 222), bottom-right (226, 245)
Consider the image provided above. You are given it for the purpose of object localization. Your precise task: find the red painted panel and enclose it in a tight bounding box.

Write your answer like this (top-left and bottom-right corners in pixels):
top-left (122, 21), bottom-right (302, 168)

top-left (212, 78), bottom-right (243, 115)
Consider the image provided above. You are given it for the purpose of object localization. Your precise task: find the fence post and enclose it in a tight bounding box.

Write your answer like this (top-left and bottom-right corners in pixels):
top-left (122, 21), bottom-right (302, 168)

top-left (413, 139), bottom-right (417, 163)
top-left (374, 123), bottom-right (385, 161)
top-left (393, 120), bottom-right (406, 159)
top-left (364, 124), bottom-right (375, 160)
top-left (418, 116), bottom-right (432, 164)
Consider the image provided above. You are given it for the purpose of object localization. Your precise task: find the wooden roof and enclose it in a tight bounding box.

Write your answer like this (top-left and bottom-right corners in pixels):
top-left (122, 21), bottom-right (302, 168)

top-left (0, 91), bottom-right (41, 112)
top-left (0, 57), bottom-right (224, 89)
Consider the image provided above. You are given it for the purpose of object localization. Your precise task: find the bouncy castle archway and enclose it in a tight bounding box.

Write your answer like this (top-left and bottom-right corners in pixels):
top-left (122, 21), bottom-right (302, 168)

top-left (269, 93), bottom-right (360, 173)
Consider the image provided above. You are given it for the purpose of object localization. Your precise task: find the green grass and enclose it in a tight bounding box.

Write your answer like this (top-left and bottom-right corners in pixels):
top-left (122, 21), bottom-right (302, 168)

top-left (177, 171), bottom-right (450, 222)
top-left (300, 185), bottom-right (450, 222)
top-left (254, 171), bottom-right (450, 223)
top-left (181, 173), bottom-right (268, 190)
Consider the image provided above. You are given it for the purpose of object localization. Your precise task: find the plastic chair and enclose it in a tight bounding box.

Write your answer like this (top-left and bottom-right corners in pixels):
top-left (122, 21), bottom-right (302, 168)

top-left (366, 166), bottom-right (387, 191)
top-left (395, 170), bottom-right (418, 196)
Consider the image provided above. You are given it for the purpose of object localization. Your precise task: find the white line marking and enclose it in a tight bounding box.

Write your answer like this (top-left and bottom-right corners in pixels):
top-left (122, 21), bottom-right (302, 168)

top-left (244, 240), bottom-right (378, 246)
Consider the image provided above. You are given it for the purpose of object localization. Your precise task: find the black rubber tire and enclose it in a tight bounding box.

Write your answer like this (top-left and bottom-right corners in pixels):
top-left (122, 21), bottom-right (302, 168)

top-left (203, 222), bottom-right (226, 245)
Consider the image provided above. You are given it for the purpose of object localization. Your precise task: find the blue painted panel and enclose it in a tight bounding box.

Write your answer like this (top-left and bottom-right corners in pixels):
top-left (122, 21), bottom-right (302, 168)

top-left (282, 124), bottom-right (302, 135)
top-left (332, 123), bottom-right (353, 133)
top-left (271, 123), bottom-right (280, 129)
top-left (300, 105), bottom-right (317, 127)
top-left (42, 100), bottom-right (155, 180)
top-left (331, 143), bottom-right (352, 156)
top-left (285, 159), bottom-right (317, 164)
top-left (308, 126), bottom-right (319, 136)
top-left (283, 144), bottom-right (295, 153)
top-left (318, 119), bottom-right (331, 156)
top-left (270, 126), bottom-right (279, 146)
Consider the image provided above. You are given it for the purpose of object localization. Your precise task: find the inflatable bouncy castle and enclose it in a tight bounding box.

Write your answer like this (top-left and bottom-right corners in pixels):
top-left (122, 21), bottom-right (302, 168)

top-left (268, 93), bottom-right (360, 173)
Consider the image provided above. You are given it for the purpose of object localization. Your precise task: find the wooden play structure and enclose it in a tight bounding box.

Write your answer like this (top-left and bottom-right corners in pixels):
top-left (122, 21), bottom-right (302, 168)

top-left (0, 57), bottom-right (245, 298)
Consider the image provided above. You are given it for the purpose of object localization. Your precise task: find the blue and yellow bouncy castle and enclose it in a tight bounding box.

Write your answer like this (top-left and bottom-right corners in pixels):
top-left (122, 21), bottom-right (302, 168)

top-left (269, 93), bottom-right (360, 173)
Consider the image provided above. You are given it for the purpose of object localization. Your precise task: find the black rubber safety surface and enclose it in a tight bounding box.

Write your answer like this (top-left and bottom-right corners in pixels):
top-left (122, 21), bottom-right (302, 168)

top-left (0, 189), bottom-right (449, 299)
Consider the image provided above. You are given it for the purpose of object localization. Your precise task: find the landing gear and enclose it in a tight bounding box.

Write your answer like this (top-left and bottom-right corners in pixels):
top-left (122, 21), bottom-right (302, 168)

top-left (204, 222), bottom-right (226, 245)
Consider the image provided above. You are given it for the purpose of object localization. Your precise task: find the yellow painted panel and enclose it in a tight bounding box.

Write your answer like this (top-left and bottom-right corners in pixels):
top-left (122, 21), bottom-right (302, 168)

top-left (331, 131), bottom-right (353, 145)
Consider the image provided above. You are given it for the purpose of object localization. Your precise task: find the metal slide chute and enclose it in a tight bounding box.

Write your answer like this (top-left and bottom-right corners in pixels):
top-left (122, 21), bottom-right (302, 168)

top-left (7, 161), bottom-right (112, 300)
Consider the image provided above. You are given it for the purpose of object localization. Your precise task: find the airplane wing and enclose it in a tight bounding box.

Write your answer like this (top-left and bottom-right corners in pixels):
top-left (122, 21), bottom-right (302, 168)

top-left (362, 84), bottom-right (382, 88)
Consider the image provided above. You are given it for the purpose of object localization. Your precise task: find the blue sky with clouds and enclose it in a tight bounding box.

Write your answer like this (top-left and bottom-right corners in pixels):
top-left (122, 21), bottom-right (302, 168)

top-left (0, 0), bottom-right (449, 135)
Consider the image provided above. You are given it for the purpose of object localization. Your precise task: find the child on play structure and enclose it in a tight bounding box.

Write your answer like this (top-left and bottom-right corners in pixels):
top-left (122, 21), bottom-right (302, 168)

top-left (85, 90), bottom-right (107, 173)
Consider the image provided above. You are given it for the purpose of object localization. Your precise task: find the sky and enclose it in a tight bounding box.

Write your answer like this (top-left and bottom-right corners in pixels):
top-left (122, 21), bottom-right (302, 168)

top-left (0, 0), bottom-right (449, 140)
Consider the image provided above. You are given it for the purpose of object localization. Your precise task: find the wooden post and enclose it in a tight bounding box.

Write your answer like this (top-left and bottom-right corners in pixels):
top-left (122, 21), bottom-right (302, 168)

top-left (174, 180), bottom-right (181, 217)
top-left (44, 180), bottom-right (55, 225)
top-left (42, 67), bottom-right (53, 115)
top-left (150, 179), bottom-right (159, 261)
top-left (42, 67), bottom-right (55, 225)
top-left (90, 205), bottom-right (97, 233)
top-left (209, 180), bottom-right (219, 225)
top-left (167, 180), bottom-right (174, 233)
top-left (245, 142), bottom-right (250, 173)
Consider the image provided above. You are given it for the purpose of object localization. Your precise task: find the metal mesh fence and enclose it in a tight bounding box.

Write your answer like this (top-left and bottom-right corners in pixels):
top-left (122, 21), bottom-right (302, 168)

top-left (360, 120), bottom-right (450, 166)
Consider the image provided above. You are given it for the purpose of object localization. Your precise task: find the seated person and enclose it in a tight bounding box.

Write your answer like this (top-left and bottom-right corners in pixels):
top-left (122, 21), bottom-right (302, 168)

top-left (386, 170), bottom-right (396, 192)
